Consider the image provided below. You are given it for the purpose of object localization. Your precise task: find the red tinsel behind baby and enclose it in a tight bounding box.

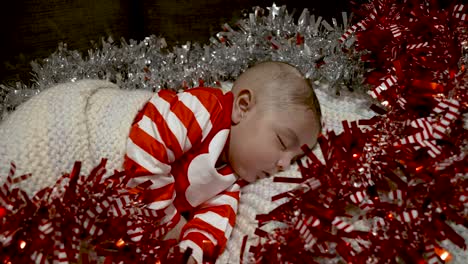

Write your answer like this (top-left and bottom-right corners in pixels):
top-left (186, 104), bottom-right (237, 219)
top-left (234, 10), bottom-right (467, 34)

top-left (0, 159), bottom-right (192, 263)
top-left (250, 0), bottom-right (467, 263)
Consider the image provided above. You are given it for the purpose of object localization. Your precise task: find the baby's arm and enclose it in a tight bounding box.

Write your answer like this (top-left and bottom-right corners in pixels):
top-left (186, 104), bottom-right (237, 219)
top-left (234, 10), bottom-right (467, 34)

top-left (124, 89), bottom-right (224, 236)
top-left (162, 216), bottom-right (198, 264)
top-left (178, 182), bottom-right (242, 264)
top-left (163, 215), bottom-right (187, 240)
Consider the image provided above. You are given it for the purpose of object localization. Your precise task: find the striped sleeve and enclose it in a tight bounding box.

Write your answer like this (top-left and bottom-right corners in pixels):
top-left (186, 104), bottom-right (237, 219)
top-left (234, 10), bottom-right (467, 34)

top-left (124, 89), bottom-right (222, 215)
top-left (178, 182), bottom-right (241, 263)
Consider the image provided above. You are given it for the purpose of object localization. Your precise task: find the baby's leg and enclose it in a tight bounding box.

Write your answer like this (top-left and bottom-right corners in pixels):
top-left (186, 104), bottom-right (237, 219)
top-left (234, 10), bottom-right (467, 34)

top-left (163, 215), bottom-right (187, 241)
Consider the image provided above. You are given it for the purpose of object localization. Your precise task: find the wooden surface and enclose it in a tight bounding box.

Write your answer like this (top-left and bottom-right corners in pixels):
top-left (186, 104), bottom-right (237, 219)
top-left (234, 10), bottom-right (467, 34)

top-left (0, 0), bottom-right (349, 85)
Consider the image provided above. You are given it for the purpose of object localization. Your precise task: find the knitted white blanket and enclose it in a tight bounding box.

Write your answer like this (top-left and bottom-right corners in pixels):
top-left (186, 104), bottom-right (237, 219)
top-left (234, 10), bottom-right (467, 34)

top-left (1, 80), bottom-right (465, 263)
top-left (0, 79), bottom-right (153, 195)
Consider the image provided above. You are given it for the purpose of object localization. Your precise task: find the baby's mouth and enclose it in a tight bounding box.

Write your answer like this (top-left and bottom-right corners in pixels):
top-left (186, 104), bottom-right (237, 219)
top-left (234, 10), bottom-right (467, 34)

top-left (258, 171), bottom-right (270, 179)
top-left (255, 171), bottom-right (270, 181)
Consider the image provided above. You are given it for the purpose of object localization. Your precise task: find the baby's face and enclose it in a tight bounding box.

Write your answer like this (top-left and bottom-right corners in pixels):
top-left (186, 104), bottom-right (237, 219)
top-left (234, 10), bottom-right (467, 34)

top-left (227, 105), bottom-right (319, 183)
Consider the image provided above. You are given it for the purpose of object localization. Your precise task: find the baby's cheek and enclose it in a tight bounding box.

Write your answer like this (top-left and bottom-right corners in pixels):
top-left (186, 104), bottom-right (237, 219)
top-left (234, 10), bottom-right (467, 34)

top-left (253, 148), bottom-right (278, 167)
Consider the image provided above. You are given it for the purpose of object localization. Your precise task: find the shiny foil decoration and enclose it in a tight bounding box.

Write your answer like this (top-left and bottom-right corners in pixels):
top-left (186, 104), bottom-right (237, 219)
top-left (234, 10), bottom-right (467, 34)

top-left (0, 160), bottom-right (190, 263)
top-left (1, 4), bottom-right (365, 120)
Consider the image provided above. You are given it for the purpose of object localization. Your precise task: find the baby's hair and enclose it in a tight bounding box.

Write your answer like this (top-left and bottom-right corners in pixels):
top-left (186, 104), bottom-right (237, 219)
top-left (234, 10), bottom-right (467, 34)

top-left (232, 61), bottom-right (322, 131)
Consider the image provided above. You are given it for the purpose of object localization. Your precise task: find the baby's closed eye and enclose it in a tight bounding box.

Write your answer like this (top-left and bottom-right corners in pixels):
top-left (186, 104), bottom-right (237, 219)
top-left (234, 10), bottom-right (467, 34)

top-left (291, 154), bottom-right (305, 165)
top-left (276, 134), bottom-right (287, 150)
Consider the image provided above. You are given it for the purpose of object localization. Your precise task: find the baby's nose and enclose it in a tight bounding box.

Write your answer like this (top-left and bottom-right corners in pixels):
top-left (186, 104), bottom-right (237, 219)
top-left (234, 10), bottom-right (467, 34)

top-left (276, 157), bottom-right (292, 172)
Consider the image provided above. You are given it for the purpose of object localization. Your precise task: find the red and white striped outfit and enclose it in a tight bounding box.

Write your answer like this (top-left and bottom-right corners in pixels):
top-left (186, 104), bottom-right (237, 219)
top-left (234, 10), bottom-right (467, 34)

top-left (124, 87), bottom-right (244, 263)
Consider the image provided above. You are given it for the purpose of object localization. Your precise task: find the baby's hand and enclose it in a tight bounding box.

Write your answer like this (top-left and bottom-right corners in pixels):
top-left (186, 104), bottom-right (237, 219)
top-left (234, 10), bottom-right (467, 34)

top-left (163, 216), bottom-right (187, 240)
top-left (186, 256), bottom-right (197, 264)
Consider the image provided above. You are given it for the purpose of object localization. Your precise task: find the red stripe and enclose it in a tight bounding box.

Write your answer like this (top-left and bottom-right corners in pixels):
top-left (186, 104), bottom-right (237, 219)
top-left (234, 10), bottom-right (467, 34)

top-left (123, 155), bottom-right (152, 177)
top-left (182, 230), bottom-right (217, 258)
top-left (185, 217), bottom-right (229, 247)
top-left (157, 89), bottom-right (177, 101)
top-left (130, 125), bottom-right (169, 164)
top-left (217, 190), bottom-right (240, 201)
top-left (141, 182), bottom-right (175, 204)
top-left (145, 101), bottom-right (183, 158)
top-left (196, 205), bottom-right (237, 227)
top-left (187, 88), bottom-right (223, 124)
top-left (443, 100), bottom-right (459, 109)
top-left (168, 95), bottom-right (203, 146)
top-left (446, 110), bottom-right (460, 119)
top-left (217, 165), bottom-right (233, 176)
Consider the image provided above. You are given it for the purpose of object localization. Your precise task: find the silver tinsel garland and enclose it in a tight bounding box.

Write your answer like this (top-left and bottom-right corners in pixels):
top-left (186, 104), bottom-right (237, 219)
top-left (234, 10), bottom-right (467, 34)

top-left (0, 4), bottom-right (366, 120)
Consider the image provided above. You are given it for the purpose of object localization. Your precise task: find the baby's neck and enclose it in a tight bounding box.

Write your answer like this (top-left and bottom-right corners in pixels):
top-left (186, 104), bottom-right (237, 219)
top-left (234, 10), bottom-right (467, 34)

top-left (216, 143), bottom-right (229, 168)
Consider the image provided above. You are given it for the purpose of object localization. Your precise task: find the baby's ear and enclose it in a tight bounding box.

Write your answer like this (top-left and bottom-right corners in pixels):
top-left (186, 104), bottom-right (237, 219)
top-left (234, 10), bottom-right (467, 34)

top-left (231, 89), bottom-right (253, 124)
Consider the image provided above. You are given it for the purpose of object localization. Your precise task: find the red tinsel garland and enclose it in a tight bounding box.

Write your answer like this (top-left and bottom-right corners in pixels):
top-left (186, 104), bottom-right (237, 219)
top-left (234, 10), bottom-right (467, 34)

top-left (250, 0), bottom-right (467, 263)
top-left (0, 160), bottom-right (190, 263)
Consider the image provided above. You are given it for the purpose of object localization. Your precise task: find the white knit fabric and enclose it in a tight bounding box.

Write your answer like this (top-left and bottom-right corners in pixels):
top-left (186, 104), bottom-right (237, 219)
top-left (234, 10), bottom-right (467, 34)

top-left (0, 79), bottom-right (153, 195)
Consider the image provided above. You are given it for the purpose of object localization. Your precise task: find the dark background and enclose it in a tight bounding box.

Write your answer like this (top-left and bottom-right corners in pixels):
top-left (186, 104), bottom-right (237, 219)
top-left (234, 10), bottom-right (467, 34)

top-left (0, 0), bottom-right (351, 85)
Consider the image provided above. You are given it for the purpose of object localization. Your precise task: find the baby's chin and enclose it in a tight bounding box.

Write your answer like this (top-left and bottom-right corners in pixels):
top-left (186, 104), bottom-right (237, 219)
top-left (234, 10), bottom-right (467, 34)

top-left (230, 162), bottom-right (258, 183)
top-left (236, 172), bottom-right (258, 183)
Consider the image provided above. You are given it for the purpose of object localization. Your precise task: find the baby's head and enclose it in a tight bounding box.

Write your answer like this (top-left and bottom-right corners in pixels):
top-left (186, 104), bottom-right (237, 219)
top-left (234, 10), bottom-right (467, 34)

top-left (226, 61), bottom-right (322, 183)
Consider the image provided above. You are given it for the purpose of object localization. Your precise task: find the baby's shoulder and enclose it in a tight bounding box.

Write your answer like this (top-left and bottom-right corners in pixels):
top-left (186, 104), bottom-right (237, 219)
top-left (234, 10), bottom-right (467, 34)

top-left (185, 86), bottom-right (225, 98)
top-left (185, 87), bottom-right (233, 108)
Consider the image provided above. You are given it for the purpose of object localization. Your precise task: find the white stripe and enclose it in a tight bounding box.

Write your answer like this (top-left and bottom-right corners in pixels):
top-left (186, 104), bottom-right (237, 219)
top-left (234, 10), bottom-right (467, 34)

top-left (89, 223), bottom-right (97, 235)
top-left (58, 249), bottom-right (67, 261)
top-left (344, 225), bottom-right (353, 232)
top-left (304, 231), bottom-right (313, 244)
top-left (312, 218), bottom-right (321, 227)
top-left (150, 96), bottom-right (192, 152)
top-left (33, 252), bottom-right (45, 264)
top-left (426, 141), bottom-right (441, 155)
top-left (179, 240), bottom-right (203, 264)
top-left (126, 174), bottom-right (174, 190)
top-left (403, 212), bottom-right (411, 222)
top-left (128, 227), bottom-right (144, 242)
top-left (357, 191), bottom-right (364, 201)
top-left (336, 221), bottom-right (347, 230)
top-left (203, 193), bottom-right (239, 213)
top-left (194, 211), bottom-right (233, 240)
top-left (126, 138), bottom-right (171, 175)
top-left (112, 199), bottom-right (124, 217)
top-left (300, 224), bottom-right (307, 234)
top-left (138, 115), bottom-right (175, 162)
top-left (433, 126), bottom-right (445, 137)
top-left (39, 223), bottom-right (54, 234)
top-left (446, 112), bottom-right (458, 120)
top-left (177, 92), bottom-right (214, 141)
top-left (146, 192), bottom-right (176, 211)
top-left (295, 219), bottom-right (303, 229)
top-left (440, 118), bottom-right (450, 126)
top-left (161, 204), bottom-right (179, 225)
